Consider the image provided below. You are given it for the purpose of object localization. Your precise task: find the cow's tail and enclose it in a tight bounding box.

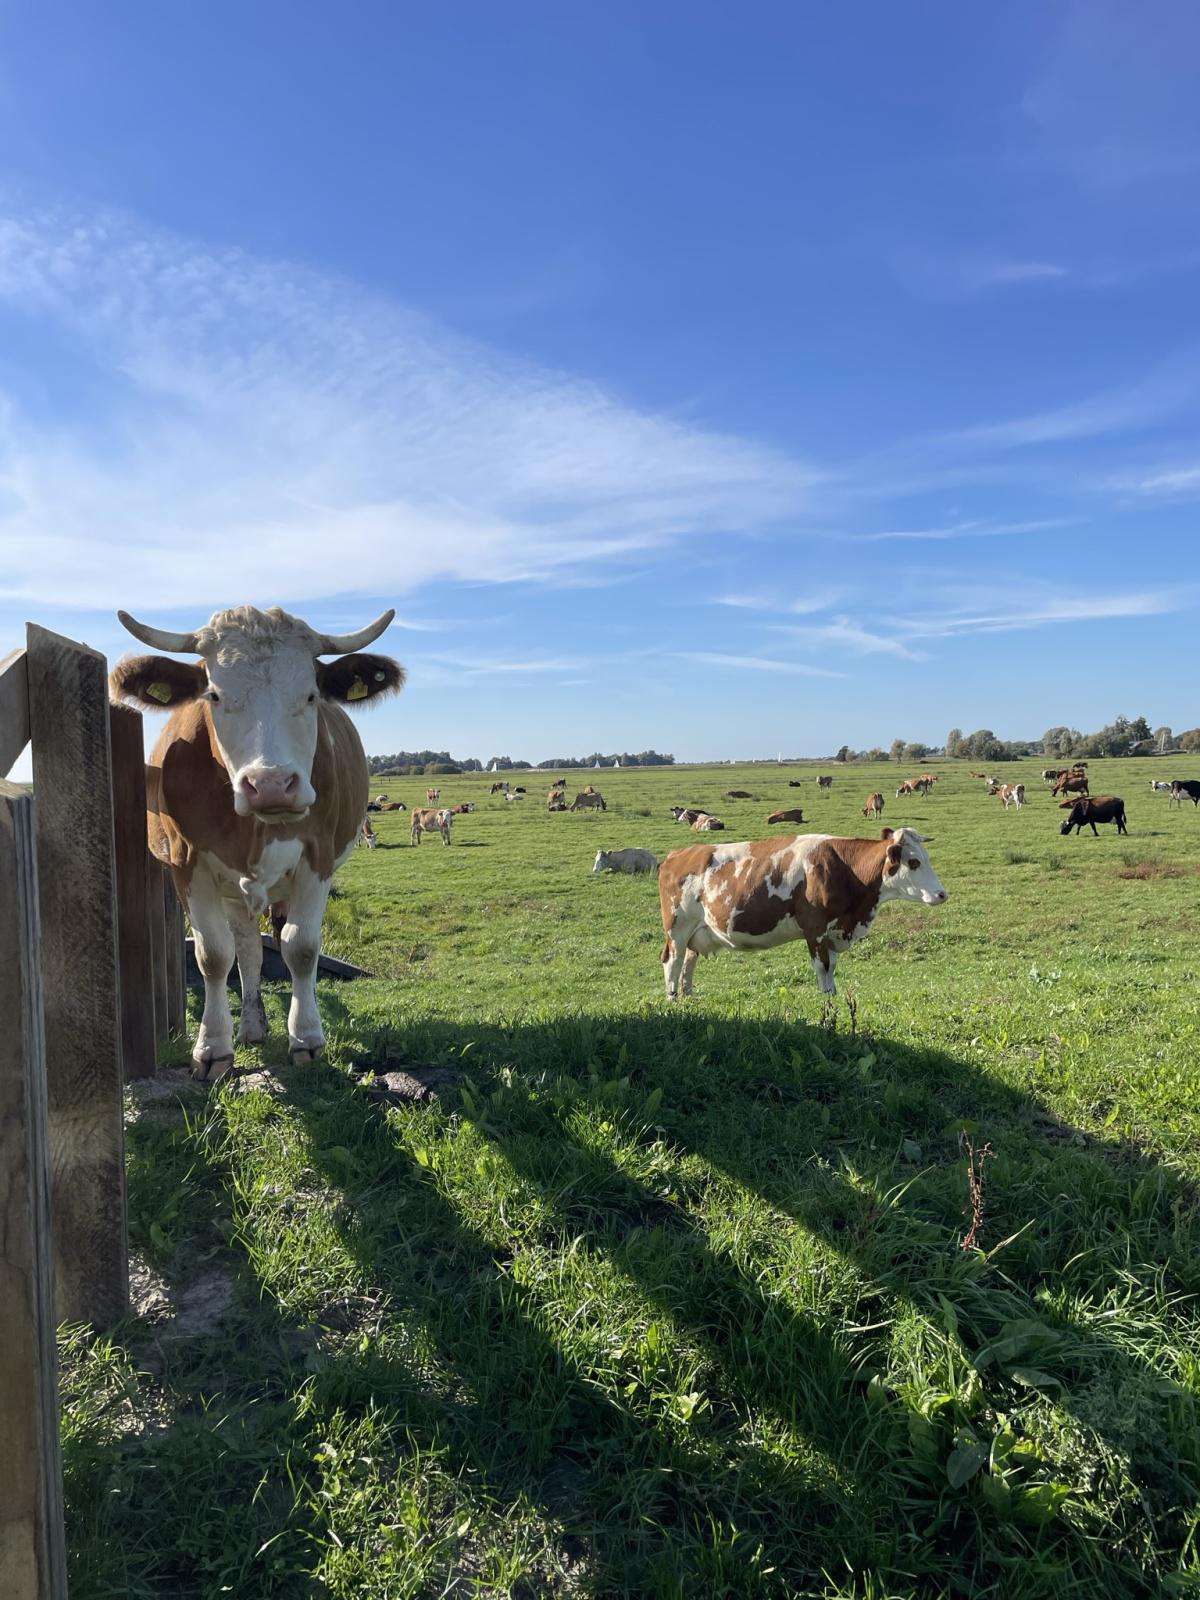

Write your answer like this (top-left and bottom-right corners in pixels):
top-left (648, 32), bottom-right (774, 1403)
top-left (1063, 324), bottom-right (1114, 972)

top-left (660, 939), bottom-right (671, 964)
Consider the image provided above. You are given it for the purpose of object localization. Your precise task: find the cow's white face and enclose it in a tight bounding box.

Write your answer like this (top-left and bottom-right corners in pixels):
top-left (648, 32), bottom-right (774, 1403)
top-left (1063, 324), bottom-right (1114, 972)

top-left (111, 603), bottom-right (404, 826)
top-left (882, 828), bottom-right (948, 905)
top-left (593, 850), bottom-right (610, 873)
top-left (202, 640), bottom-right (321, 819)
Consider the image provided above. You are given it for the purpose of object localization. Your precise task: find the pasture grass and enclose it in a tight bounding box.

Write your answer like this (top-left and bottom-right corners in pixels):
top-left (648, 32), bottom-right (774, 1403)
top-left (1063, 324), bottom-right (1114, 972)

top-left (62, 757), bottom-right (1200, 1597)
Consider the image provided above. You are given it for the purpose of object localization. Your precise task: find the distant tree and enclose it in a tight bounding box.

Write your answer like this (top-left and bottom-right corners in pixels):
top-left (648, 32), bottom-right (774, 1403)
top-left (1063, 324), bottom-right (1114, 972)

top-left (424, 761), bottom-right (461, 775)
top-left (964, 728), bottom-right (1002, 762)
top-left (889, 738), bottom-right (906, 763)
top-left (864, 747), bottom-right (886, 763)
top-left (1041, 726), bottom-right (1074, 757)
top-left (1180, 729), bottom-right (1200, 752)
top-left (903, 741), bottom-right (929, 763)
top-left (1154, 725), bottom-right (1174, 753)
top-left (946, 727), bottom-right (965, 759)
top-left (836, 744), bottom-right (852, 763)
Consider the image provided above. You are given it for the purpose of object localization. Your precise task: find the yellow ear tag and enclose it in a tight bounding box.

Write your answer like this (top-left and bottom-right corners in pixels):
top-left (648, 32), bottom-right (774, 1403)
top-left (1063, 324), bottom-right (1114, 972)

top-left (347, 676), bottom-right (368, 701)
top-left (147, 681), bottom-right (173, 704)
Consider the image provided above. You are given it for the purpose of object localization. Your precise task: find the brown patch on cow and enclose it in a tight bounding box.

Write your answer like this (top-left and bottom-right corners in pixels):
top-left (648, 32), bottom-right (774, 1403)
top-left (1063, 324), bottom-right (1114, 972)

top-left (659, 843), bottom-right (718, 933)
top-left (316, 652), bottom-right (406, 704)
top-left (146, 695), bottom-right (369, 893)
top-left (110, 653), bottom-right (206, 710)
top-left (681, 835), bottom-right (893, 951)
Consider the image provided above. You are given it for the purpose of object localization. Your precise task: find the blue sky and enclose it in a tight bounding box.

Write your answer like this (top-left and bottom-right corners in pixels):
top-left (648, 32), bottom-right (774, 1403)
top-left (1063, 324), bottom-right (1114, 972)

top-left (1, 1), bottom-right (1196, 773)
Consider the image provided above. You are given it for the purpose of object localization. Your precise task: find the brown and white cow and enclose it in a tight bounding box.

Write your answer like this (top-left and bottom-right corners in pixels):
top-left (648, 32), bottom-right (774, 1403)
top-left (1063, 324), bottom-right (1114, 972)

top-left (691, 813), bottom-right (725, 831)
top-left (411, 806), bottom-right (453, 845)
top-left (988, 782), bottom-right (1025, 809)
top-left (110, 604), bottom-right (402, 1080)
top-left (862, 792), bottom-right (884, 820)
top-left (359, 818), bottom-right (380, 849)
top-left (659, 827), bottom-right (947, 998)
top-left (426, 787), bottom-right (441, 804)
top-left (571, 790), bottom-right (606, 811)
top-left (816, 774), bottom-right (833, 789)
top-left (766, 807), bottom-right (806, 825)
top-left (490, 780), bottom-right (508, 794)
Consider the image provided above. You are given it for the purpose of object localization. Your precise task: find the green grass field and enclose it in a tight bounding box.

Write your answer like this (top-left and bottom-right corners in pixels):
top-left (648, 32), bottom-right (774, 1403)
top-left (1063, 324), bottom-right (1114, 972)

top-left (63, 758), bottom-right (1200, 1598)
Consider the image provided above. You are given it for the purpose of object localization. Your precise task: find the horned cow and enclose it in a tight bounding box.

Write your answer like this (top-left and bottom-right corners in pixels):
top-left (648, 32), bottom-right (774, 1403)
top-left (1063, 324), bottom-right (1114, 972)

top-left (109, 603), bottom-right (403, 1080)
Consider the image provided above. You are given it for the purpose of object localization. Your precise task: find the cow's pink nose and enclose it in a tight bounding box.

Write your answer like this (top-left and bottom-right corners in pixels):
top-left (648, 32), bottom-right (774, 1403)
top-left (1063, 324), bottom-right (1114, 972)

top-left (242, 769), bottom-right (302, 812)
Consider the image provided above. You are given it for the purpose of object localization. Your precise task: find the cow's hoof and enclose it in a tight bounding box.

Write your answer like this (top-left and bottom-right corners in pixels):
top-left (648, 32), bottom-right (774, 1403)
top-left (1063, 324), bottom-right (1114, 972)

top-left (288, 1043), bottom-right (323, 1065)
top-left (237, 995), bottom-right (269, 1044)
top-left (191, 1053), bottom-right (235, 1084)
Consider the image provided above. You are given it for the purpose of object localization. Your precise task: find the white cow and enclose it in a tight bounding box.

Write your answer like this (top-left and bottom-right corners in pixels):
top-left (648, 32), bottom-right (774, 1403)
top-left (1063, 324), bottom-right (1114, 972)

top-left (593, 848), bottom-right (659, 875)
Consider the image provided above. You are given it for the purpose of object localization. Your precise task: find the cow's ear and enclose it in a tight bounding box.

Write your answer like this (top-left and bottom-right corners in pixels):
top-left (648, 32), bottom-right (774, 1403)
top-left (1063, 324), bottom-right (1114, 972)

top-left (109, 655), bottom-right (204, 710)
top-left (886, 841), bottom-right (902, 874)
top-left (880, 826), bottom-right (894, 840)
top-left (318, 653), bottom-right (406, 705)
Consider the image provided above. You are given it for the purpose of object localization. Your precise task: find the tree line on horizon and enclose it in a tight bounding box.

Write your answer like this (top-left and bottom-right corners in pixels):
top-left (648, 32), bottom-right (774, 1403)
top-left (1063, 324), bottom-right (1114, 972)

top-left (832, 716), bottom-right (1200, 766)
top-left (367, 749), bottom-right (676, 776)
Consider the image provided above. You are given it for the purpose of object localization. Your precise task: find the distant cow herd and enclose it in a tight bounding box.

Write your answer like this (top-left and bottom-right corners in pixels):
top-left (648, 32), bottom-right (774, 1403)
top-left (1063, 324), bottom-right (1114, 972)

top-left (103, 602), bottom-right (1195, 1081)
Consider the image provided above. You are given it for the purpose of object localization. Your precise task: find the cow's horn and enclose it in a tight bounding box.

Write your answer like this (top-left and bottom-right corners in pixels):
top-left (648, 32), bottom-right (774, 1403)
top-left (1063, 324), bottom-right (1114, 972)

top-left (117, 611), bottom-right (201, 653)
top-left (315, 609), bottom-right (396, 655)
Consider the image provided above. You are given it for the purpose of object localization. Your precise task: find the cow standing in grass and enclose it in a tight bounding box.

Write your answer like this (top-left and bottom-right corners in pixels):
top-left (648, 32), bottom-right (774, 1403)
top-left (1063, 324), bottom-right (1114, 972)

top-left (1059, 796), bottom-right (1127, 836)
top-left (411, 807), bottom-right (453, 845)
top-left (110, 604), bottom-right (402, 1080)
top-left (660, 827), bottom-right (947, 998)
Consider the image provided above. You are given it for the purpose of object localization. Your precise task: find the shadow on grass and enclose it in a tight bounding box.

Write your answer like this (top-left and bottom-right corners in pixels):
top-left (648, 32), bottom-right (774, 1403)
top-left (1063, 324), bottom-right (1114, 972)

top-left (291, 996), bottom-right (1199, 1596)
top-left (83, 995), bottom-right (1200, 1598)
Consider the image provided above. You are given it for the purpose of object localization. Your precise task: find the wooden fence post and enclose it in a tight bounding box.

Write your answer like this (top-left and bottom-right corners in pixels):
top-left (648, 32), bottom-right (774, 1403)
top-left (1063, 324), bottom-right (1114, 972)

top-left (26, 624), bottom-right (128, 1327)
top-left (0, 780), bottom-right (68, 1600)
top-left (109, 705), bottom-right (156, 1080)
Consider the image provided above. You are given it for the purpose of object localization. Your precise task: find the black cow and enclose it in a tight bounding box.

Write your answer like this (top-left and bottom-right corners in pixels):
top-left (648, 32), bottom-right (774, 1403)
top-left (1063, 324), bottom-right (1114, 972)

top-left (1060, 796), bottom-right (1127, 836)
top-left (1170, 779), bottom-right (1200, 810)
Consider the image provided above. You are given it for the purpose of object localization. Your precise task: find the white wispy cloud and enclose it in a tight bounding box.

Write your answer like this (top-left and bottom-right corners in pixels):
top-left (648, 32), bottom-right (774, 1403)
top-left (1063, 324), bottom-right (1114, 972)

top-left (712, 588), bottom-right (842, 613)
top-left (1131, 464), bottom-right (1200, 496)
top-left (898, 587), bottom-right (1183, 640)
top-left (892, 251), bottom-right (1070, 301)
top-left (0, 199), bottom-right (819, 614)
top-left (672, 652), bottom-right (846, 678)
top-left (1022, 0), bottom-right (1200, 187)
top-left (852, 516), bottom-right (1078, 542)
top-left (768, 616), bottom-right (926, 660)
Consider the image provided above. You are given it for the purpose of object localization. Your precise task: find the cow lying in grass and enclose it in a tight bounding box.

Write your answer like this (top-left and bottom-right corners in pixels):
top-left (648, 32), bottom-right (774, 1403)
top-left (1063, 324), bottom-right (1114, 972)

top-left (593, 847), bottom-right (658, 875)
top-left (659, 827), bottom-right (947, 998)
top-left (1059, 796), bottom-right (1127, 836)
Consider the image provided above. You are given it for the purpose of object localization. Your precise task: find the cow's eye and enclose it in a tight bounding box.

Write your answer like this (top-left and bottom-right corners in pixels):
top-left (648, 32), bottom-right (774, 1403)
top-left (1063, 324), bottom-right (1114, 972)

top-left (307, 692), bottom-right (317, 704)
top-left (908, 859), bottom-right (920, 869)
top-left (208, 689), bottom-right (220, 705)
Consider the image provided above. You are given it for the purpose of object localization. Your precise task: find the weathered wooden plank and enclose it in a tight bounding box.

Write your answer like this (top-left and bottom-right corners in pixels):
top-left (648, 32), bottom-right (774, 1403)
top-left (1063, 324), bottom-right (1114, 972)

top-left (148, 860), bottom-right (169, 1048)
top-left (0, 780), bottom-right (68, 1600)
top-left (164, 870), bottom-right (186, 1035)
top-left (0, 647), bottom-right (30, 779)
top-left (26, 624), bottom-right (128, 1327)
top-left (109, 706), bottom-right (156, 1080)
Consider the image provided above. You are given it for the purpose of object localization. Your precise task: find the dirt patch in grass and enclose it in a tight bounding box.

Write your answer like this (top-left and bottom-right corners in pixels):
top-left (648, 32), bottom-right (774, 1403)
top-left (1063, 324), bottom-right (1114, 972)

top-left (1117, 862), bottom-right (1195, 880)
top-left (130, 1252), bottom-right (235, 1338)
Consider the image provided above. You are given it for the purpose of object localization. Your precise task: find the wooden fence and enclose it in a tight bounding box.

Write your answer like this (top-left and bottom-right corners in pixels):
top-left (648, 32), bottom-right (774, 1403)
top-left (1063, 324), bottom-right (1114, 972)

top-left (1, 625), bottom-right (186, 1600)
